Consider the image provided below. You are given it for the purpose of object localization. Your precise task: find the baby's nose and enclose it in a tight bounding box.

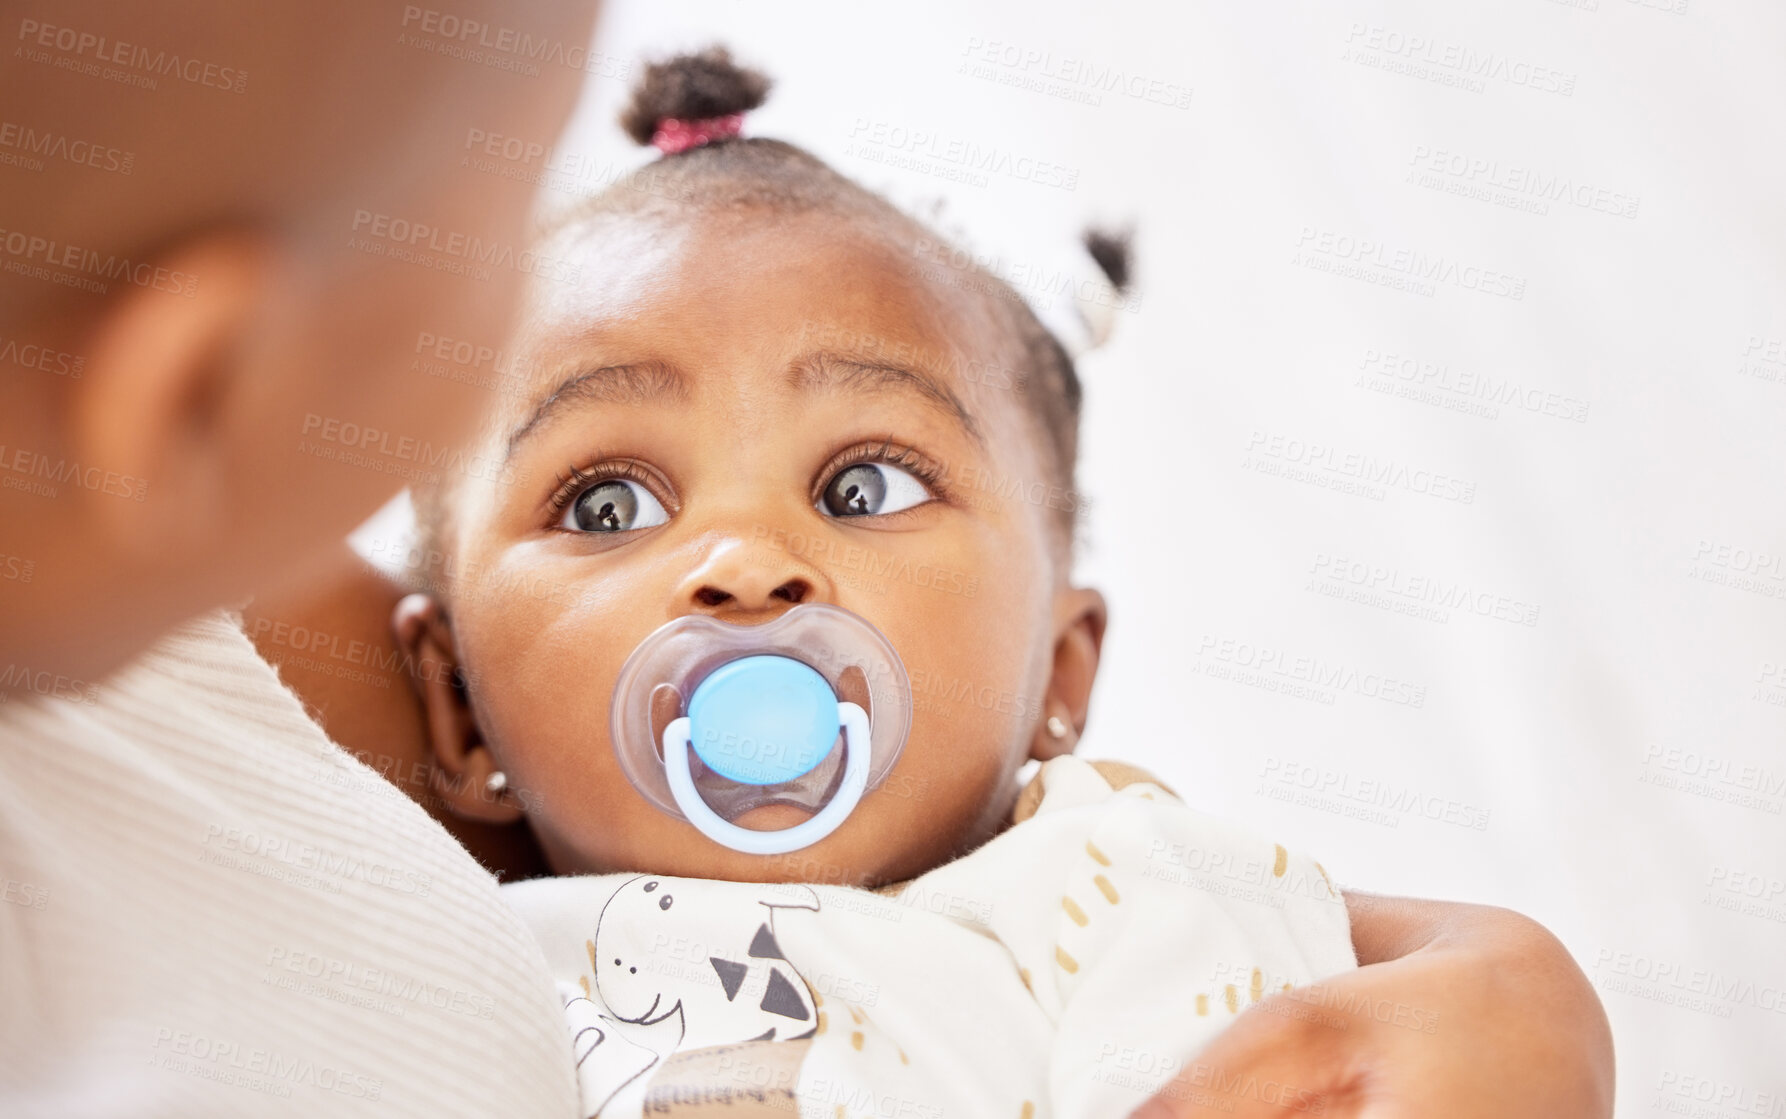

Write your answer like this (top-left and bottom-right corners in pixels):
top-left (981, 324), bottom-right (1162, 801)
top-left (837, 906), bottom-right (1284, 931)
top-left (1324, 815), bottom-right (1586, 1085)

top-left (691, 577), bottom-right (809, 609)
top-left (673, 535), bottom-right (829, 621)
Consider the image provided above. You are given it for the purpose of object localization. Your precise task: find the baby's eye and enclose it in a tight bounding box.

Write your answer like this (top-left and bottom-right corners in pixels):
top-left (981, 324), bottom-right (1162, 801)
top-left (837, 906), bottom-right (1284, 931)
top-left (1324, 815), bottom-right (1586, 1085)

top-left (818, 463), bottom-right (931, 518)
top-left (560, 478), bottom-right (669, 533)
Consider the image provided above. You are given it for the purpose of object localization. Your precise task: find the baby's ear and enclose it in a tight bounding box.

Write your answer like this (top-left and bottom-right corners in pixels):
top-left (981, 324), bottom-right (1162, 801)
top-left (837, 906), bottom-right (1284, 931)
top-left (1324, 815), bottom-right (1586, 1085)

top-left (1029, 586), bottom-right (1108, 763)
top-left (391, 593), bottom-right (523, 824)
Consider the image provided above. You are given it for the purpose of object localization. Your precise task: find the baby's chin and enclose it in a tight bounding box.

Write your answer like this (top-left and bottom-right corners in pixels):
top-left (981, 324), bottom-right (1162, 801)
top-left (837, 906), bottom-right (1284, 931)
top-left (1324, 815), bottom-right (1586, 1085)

top-left (544, 805), bottom-right (930, 889)
top-left (536, 770), bottom-right (1021, 888)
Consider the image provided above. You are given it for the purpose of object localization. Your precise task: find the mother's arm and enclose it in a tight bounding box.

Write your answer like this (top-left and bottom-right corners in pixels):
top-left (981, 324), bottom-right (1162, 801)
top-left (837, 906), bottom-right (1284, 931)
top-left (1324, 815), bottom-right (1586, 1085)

top-left (1131, 892), bottom-right (1615, 1118)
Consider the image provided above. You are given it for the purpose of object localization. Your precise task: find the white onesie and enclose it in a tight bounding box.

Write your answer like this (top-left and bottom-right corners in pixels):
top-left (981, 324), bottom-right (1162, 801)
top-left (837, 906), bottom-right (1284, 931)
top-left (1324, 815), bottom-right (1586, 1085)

top-left (504, 755), bottom-right (1357, 1119)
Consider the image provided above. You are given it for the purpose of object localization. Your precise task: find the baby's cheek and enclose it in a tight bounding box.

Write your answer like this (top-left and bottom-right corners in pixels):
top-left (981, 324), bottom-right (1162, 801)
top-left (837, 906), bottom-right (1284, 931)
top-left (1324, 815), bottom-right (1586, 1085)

top-left (891, 625), bottom-right (1040, 796)
top-left (906, 585), bottom-right (1050, 733)
top-left (469, 638), bottom-right (630, 821)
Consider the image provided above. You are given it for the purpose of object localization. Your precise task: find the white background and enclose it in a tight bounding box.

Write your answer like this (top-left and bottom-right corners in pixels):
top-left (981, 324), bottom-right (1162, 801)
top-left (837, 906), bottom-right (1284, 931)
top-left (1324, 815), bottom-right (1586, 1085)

top-left (393, 0), bottom-right (1786, 1107)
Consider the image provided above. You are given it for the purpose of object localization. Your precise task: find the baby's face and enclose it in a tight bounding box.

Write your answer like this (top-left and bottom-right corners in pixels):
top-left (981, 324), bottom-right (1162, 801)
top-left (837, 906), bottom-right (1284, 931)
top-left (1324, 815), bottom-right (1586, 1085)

top-left (441, 208), bottom-right (1078, 886)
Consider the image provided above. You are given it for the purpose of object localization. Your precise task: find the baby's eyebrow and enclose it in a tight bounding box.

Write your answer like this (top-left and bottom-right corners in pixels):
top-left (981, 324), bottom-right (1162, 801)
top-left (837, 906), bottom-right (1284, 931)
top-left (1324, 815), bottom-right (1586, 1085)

top-left (505, 360), bottom-right (688, 460)
top-left (504, 350), bottom-right (984, 461)
top-left (789, 352), bottom-right (983, 447)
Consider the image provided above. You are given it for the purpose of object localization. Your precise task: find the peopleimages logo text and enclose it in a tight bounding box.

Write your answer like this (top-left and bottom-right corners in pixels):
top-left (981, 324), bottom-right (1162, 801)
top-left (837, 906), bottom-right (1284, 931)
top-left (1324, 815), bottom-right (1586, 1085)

top-left (299, 414), bottom-right (519, 486)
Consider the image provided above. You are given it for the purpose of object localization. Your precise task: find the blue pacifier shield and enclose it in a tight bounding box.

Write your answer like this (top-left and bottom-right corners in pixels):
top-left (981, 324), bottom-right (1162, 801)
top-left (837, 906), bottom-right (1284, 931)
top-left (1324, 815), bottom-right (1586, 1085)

top-left (686, 655), bottom-right (839, 786)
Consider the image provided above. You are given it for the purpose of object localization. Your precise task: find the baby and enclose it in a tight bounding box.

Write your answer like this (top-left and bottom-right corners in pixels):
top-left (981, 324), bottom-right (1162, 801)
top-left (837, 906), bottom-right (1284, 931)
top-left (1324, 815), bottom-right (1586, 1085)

top-left (395, 49), bottom-right (1355, 1119)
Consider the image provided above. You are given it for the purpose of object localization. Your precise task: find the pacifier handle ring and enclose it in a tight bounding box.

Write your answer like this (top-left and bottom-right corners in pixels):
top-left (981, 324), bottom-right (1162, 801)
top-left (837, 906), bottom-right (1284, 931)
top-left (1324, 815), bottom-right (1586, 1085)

top-left (661, 702), bottom-right (872, 855)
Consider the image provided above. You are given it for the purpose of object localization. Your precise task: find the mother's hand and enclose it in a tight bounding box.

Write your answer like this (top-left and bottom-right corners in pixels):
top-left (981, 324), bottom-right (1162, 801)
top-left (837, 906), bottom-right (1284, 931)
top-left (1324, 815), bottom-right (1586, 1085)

top-left (1130, 893), bottom-right (1615, 1118)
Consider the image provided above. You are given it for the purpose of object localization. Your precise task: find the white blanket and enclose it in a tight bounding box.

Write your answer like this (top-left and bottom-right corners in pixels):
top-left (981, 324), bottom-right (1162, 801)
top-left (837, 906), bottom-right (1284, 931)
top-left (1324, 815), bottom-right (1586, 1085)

top-left (505, 755), bottom-right (1356, 1118)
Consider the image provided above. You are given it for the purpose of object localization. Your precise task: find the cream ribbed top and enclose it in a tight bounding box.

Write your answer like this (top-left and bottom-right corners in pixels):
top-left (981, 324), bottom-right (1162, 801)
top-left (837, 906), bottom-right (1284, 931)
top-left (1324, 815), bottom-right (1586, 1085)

top-left (0, 611), bottom-right (577, 1118)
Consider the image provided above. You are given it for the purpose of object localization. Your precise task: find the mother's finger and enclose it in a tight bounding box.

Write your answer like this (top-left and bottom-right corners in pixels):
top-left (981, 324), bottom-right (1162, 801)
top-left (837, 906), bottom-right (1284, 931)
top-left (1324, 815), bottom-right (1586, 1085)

top-left (1127, 992), bottom-right (1369, 1118)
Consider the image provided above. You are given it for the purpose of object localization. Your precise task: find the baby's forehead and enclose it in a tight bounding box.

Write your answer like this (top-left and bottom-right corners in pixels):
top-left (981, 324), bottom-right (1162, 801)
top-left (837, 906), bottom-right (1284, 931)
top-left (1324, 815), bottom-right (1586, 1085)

top-left (503, 207), bottom-right (1035, 432)
top-left (538, 206), bottom-right (1012, 339)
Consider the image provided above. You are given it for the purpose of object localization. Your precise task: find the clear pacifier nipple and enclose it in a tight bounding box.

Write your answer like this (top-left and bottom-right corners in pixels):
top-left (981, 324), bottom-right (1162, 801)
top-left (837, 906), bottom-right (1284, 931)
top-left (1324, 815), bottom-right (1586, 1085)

top-left (610, 604), bottom-right (912, 855)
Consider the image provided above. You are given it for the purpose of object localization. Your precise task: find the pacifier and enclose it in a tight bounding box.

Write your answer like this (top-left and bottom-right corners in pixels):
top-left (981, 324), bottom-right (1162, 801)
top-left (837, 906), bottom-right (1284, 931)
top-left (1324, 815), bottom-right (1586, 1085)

top-left (610, 604), bottom-right (912, 855)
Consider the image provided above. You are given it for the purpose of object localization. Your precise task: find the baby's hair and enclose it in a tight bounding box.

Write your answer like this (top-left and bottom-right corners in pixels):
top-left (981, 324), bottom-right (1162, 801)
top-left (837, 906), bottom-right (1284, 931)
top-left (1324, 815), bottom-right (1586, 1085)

top-left (1083, 229), bottom-right (1132, 294)
top-left (411, 47), bottom-right (1127, 586)
top-left (619, 47), bottom-right (771, 146)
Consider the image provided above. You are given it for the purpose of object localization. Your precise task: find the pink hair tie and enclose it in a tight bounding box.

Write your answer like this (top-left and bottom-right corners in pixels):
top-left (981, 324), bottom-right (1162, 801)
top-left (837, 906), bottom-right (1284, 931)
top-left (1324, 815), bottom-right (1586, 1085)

top-left (651, 113), bottom-right (745, 155)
